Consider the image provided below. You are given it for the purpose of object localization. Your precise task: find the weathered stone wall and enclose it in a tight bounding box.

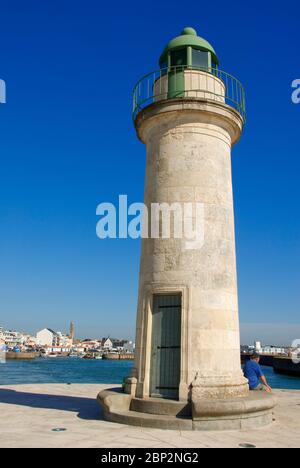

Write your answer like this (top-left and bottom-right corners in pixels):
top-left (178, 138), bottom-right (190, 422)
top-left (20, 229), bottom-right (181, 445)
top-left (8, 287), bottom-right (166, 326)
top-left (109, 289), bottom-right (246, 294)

top-left (133, 99), bottom-right (248, 401)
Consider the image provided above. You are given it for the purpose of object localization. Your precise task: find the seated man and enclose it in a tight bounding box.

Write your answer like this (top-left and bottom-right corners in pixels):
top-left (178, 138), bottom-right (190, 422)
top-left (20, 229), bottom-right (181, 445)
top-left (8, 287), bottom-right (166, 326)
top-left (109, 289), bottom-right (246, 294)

top-left (243, 353), bottom-right (272, 393)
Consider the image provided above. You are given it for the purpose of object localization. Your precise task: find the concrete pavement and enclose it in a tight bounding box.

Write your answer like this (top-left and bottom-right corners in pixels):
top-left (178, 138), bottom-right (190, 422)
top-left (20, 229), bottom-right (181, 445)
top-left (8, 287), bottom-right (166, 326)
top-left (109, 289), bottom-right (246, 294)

top-left (0, 384), bottom-right (299, 448)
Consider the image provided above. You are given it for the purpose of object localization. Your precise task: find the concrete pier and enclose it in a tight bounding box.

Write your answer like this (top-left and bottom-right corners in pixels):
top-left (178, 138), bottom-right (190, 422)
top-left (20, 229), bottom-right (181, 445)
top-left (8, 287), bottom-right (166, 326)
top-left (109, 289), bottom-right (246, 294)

top-left (0, 384), bottom-right (298, 448)
top-left (5, 352), bottom-right (37, 360)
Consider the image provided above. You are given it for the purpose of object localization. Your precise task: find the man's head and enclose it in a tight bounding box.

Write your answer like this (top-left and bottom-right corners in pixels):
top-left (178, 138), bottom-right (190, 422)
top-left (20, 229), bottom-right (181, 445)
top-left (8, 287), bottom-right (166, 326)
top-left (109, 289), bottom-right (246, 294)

top-left (250, 352), bottom-right (260, 363)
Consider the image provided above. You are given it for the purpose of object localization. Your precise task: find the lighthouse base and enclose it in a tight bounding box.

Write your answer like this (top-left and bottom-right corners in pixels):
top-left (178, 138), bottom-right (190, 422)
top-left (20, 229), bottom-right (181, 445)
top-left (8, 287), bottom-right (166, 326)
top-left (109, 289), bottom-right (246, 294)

top-left (97, 389), bottom-right (276, 431)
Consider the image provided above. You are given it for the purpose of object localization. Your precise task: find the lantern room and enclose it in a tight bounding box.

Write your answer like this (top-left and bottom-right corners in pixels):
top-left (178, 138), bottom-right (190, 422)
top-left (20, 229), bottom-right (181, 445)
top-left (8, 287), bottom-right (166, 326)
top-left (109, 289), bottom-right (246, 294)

top-left (159, 27), bottom-right (219, 72)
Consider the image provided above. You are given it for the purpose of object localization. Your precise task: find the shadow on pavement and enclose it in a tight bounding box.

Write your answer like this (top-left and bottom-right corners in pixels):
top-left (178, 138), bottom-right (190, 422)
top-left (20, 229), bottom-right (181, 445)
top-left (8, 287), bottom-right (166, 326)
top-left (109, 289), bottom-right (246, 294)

top-left (0, 387), bottom-right (104, 421)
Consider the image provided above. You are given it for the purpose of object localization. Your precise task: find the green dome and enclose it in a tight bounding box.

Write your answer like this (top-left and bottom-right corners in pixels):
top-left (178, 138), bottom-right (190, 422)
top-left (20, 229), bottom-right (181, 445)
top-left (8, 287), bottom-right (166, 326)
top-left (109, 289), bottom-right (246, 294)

top-left (159, 27), bottom-right (219, 66)
top-left (182, 27), bottom-right (197, 36)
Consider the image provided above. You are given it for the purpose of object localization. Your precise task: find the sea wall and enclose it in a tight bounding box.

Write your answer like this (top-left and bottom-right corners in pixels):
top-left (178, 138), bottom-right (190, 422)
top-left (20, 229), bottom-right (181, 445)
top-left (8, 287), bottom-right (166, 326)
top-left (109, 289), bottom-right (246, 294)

top-left (6, 352), bottom-right (37, 360)
top-left (273, 357), bottom-right (300, 377)
top-left (103, 353), bottom-right (134, 361)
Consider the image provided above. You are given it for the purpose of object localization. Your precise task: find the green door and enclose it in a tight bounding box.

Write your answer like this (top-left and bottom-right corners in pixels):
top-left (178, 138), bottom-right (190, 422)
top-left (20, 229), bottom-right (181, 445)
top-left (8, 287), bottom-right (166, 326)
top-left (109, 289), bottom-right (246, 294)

top-left (168, 68), bottom-right (185, 99)
top-left (167, 48), bottom-right (186, 99)
top-left (150, 294), bottom-right (181, 400)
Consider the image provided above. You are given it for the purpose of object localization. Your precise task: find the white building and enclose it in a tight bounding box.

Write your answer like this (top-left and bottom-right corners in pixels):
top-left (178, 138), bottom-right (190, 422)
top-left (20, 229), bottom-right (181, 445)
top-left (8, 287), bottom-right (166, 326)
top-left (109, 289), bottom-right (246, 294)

top-left (124, 341), bottom-right (135, 353)
top-left (102, 338), bottom-right (113, 350)
top-left (36, 329), bottom-right (60, 347)
top-left (0, 327), bottom-right (5, 349)
top-left (4, 330), bottom-right (24, 347)
top-left (43, 346), bottom-right (71, 355)
top-left (254, 340), bottom-right (286, 355)
top-left (255, 341), bottom-right (262, 352)
top-left (260, 346), bottom-right (286, 355)
top-left (56, 332), bottom-right (72, 348)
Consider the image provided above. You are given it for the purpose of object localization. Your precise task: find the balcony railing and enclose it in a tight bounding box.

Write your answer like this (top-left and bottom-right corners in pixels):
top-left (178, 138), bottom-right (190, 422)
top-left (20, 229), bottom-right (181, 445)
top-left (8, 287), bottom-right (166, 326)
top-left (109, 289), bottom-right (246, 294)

top-left (132, 66), bottom-right (246, 122)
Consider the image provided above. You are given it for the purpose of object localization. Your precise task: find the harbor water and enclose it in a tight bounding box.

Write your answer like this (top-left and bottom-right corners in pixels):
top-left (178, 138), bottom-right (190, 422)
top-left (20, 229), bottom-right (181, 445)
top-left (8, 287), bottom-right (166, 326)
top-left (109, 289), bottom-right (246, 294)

top-left (1, 359), bottom-right (300, 390)
top-left (0, 357), bottom-right (133, 385)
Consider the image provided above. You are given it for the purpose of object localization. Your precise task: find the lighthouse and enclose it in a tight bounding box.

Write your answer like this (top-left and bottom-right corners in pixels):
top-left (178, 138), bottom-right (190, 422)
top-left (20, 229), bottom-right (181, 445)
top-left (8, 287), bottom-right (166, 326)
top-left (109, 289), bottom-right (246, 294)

top-left (98, 27), bottom-right (275, 430)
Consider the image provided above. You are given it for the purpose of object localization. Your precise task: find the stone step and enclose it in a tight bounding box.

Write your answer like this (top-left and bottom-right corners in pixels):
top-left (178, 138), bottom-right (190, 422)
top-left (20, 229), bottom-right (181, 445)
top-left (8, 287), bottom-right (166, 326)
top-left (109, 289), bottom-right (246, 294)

top-left (98, 388), bottom-right (276, 431)
top-left (130, 397), bottom-right (191, 417)
top-left (104, 408), bottom-right (193, 430)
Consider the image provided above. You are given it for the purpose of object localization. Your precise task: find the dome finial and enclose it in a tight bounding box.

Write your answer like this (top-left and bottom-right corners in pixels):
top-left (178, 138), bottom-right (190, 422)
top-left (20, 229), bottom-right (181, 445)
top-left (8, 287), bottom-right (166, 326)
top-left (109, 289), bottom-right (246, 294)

top-left (181, 27), bottom-right (197, 36)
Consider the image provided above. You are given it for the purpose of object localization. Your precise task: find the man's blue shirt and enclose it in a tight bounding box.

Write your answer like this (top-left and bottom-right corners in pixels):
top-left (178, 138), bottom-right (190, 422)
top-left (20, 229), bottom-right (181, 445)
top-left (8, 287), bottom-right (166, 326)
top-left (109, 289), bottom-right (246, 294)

top-left (243, 360), bottom-right (264, 390)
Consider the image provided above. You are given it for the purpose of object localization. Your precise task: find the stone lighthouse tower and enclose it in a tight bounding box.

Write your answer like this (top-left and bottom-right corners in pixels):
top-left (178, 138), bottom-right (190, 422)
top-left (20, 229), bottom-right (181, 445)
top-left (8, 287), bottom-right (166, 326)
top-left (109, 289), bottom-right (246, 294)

top-left (98, 27), bottom-right (275, 430)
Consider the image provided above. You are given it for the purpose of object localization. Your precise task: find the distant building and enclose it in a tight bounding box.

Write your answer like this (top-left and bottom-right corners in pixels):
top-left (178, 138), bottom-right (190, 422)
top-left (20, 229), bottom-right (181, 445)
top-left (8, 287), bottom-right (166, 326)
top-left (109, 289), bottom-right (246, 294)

top-left (36, 329), bottom-right (60, 347)
top-left (80, 339), bottom-right (100, 350)
top-left (101, 338), bottom-right (113, 350)
top-left (255, 341), bottom-right (262, 352)
top-left (3, 330), bottom-right (24, 348)
top-left (69, 322), bottom-right (75, 342)
top-left (72, 344), bottom-right (85, 354)
top-left (123, 341), bottom-right (135, 353)
top-left (241, 345), bottom-right (251, 354)
top-left (0, 327), bottom-right (5, 348)
top-left (0, 327), bottom-right (37, 350)
top-left (0, 330), bottom-right (5, 362)
top-left (56, 332), bottom-right (72, 348)
top-left (22, 334), bottom-right (37, 347)
top-left (253, 340), bottom-right (286, 355)
top-left (44, 346), bottom-right (71, 355)
top-left (112, 339), bottom-right (126, 349)
top-left (260, 346), bottom-right (286, 355)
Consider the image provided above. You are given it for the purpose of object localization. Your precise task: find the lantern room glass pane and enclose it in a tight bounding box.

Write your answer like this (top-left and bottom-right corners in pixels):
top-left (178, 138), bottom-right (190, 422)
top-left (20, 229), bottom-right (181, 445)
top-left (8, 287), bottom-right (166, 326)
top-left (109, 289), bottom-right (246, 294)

top-left (170, 49), bottom-right (187, 68)
top-left (192, 49), bottom-right (209, 69)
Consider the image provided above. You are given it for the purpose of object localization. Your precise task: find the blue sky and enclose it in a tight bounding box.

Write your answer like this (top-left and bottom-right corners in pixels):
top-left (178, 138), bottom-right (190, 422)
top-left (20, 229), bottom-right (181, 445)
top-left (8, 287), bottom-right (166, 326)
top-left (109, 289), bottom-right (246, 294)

top-left (0, 0), bottom-right (299, 344)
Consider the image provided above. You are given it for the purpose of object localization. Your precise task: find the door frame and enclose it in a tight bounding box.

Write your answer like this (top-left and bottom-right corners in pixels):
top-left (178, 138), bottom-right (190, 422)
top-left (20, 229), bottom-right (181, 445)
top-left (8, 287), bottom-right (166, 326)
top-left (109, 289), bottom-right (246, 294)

top-left (139, 284), bottom-right (190, 402)
top-left (149, 293), bottom-right (182, 399)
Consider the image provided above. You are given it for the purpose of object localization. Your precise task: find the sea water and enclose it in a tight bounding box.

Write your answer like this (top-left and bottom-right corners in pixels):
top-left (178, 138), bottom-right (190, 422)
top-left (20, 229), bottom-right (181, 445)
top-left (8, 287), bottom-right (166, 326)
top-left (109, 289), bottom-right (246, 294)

top-left (1, 359), bottom-right (300, 390)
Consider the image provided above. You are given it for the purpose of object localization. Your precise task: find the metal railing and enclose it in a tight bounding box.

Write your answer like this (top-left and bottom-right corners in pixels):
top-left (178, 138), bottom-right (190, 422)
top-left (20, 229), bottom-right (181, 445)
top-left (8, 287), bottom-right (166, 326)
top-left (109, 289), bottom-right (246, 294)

top-left (132, 66), bottom-right (246, 122)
